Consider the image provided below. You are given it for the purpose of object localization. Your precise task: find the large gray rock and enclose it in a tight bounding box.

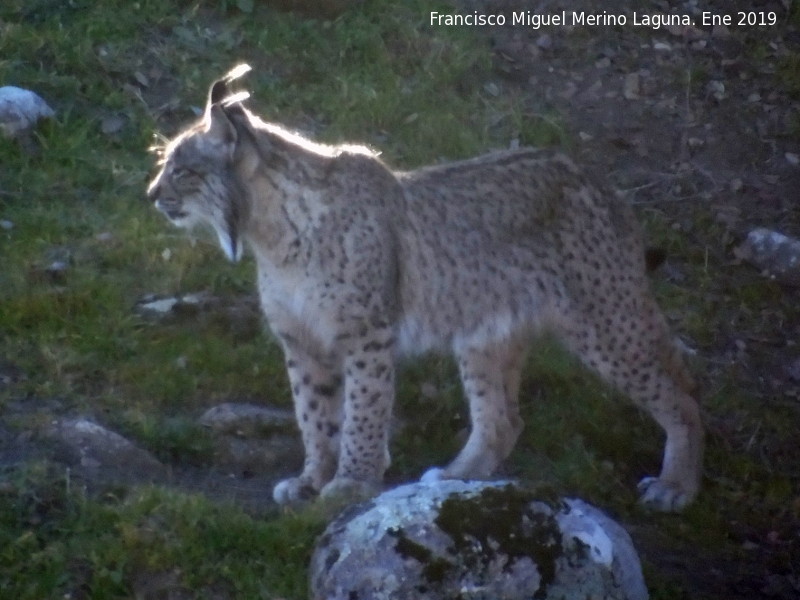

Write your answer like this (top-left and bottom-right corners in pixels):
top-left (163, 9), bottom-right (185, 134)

top-left (46, 418), bottom-right (166, 483)
top-left (199, 403), bottom-right (302, 477)
top-left (311, 480), bottom-right (648, 600)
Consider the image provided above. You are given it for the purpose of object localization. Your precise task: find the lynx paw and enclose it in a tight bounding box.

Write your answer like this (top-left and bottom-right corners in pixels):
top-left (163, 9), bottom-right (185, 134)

top-left (637, 476), bottom-right (697, 512)
top-left (272, 477), bottom-right (318, 505)
top-left (420, 467), bottom-right (448, 483)
top-left (320, 477), bottom-right (382, 504)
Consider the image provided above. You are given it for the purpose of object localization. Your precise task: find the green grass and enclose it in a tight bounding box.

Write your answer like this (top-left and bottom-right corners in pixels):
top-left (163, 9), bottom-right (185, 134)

top-left (1, 0), bottom-right (798, 598)
top-left (0, 464), bottom-right (325, 598)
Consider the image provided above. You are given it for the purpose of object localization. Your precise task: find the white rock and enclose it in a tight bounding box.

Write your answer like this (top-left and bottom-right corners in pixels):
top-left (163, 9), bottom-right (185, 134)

top-left (138, 297), bottom-right (179, 314)
top-left (310, 480), bottom-right (648, 600)
top-left (706, 80), bottom-right (726, 101)
top-left (0, 86), bottom-right (55, 138)
top-left (737, 228), bottom-right (800, 286)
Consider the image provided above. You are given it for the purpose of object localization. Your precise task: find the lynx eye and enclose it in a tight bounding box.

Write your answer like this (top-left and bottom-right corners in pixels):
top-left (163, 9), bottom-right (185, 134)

top-left (171, 166), bottom-right (197, 180)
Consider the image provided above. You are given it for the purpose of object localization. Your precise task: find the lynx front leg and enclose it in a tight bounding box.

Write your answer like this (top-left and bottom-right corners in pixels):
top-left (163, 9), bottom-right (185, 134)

top-left (272, 341), bottom-right (343, 505)
top-left (319, 325), bottom-right (395, 502)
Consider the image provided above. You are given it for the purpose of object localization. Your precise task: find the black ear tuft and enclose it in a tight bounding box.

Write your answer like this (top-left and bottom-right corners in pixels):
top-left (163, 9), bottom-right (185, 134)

top-left (207, 64), bottom-right (252, 108)
top-left (209, 79), bottom-right (229, 106)
top-left (223, 63), bottom-right (252, 83)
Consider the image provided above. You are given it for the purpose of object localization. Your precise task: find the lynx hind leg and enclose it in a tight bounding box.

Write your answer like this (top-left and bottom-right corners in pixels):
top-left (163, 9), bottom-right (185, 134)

top-left (500, 337), bottom-right (527, 457)
top-left (560, 297), bottom-right (703, 512)
top-left (272, 343), bottom-right (343, 505)
top-left (423, 338), bottom-right (527, 483)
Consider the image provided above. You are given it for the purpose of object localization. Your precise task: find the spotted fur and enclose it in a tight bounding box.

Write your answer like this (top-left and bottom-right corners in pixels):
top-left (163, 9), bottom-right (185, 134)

top-left (148, 66), bottom-right (703, 511)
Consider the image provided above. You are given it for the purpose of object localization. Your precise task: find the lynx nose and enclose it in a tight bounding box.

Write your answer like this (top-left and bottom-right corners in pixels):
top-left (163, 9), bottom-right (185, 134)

top-left (148, 183), bottom-right (187, 220)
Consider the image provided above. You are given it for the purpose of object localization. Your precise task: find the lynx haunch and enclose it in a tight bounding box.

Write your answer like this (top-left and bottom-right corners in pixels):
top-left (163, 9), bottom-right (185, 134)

top-left (148, 66), bottom-right (703, 512)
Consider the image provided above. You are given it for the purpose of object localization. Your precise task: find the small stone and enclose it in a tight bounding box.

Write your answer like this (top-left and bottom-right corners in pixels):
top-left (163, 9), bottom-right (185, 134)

top-left (623, 73), bottom-right (640, 100)
top-left (0, 359), bottom-right (26, 386)
top-left (47, 260), bottom-right (68, 272)
top-left (199, 402), bottom-right (296, 436)
top-left (706, 80), bottom-right (726, 101)
top-left (712, 25), bottom-right (731, 38)
top-left (0, 219), bottom-right (13, 230)
top-left (536, 34), bottom-right (552, 49)
top-left (199, 403), bottom-right (302, 476)
top-left (785, 357), bottom-right (800, 382)
top-left (180, 292), bottom-right (208, 305)
top-left (138, 297), bottom-right (179, 314)
top-left (785, 152), bottom-right (799, 166)
top-left (741, 540), bottom-right (759, 551)
top-left (45, 261), bottom-right (68, 282)
top-left (483, 82), bottom-right (500, 97)
top-left (420, 382), bottom-right (439, 400)
top-left (133, 70), bottom-right (150, 87)
top-left (210, 434), bottom-right (303, 476)
top-left (736, 228), bottom-right (800, 286)
top-left (100, 114), bottom-right (126, 136)
top-left (0, 86), bottom-right (55, 138)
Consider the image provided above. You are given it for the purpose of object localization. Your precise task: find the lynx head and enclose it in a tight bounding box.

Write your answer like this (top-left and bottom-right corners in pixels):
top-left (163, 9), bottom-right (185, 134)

top-left (147, 65), bottom-right (253, 262)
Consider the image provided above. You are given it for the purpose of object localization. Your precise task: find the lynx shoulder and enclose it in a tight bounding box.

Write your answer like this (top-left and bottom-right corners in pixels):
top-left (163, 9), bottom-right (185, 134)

top-left (148, 66), bottom-right (703, 511)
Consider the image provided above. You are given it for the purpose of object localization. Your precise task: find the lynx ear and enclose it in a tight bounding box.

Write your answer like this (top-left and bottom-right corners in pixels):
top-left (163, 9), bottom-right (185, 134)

top-left (205, 64), bottom-right (253, 154)
top-left (206, 104), bottom-right (237, 154)
top-left (207, 64), bottom-right (253, 108)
